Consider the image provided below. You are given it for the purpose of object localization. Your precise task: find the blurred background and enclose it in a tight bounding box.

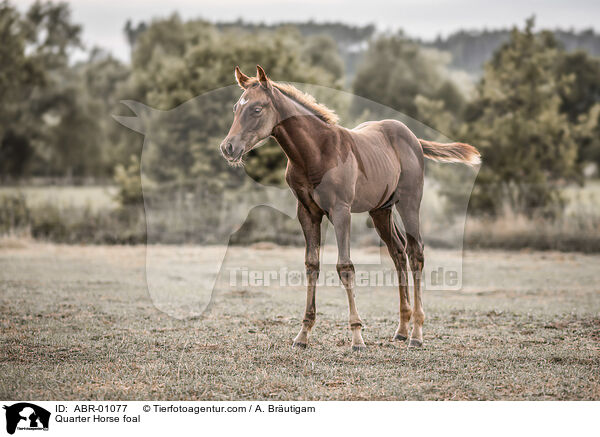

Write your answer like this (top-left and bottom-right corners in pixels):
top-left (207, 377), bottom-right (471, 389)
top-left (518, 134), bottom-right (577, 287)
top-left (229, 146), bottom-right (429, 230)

top-left (1, 0), bottom-right (600, 252)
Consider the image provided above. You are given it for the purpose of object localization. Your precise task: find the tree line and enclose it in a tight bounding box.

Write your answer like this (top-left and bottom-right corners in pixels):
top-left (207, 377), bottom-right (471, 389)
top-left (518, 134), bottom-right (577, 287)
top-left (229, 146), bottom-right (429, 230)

top-left (2, 2), bottom-right (600, 217)
top-left (423, 27), bottom-right (600, 75)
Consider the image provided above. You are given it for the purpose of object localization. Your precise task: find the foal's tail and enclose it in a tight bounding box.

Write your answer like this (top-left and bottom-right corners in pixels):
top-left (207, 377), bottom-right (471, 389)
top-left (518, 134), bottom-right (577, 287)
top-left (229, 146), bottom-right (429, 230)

top-left (418, 139), bottom-right (481, 166)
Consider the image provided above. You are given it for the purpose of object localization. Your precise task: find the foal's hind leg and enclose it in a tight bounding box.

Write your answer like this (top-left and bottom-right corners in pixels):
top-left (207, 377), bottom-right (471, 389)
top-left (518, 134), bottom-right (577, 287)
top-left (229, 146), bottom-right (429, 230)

top-left (369, 208), bottom-right (411, 342)
top-left (395, 201), bottom-right (425, 347)
top-left (293, 202), bottom-right (323, 349)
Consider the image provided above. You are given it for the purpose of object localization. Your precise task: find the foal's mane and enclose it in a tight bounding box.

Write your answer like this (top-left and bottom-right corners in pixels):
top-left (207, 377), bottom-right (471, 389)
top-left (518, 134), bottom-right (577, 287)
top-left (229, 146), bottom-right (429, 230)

top-left (247, 78), bottom-right (339, 125)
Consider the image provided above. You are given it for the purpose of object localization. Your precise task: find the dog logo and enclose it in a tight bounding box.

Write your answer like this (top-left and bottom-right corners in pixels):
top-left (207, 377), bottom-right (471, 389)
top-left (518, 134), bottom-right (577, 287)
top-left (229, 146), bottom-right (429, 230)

top-left (3, 403), bottom-right (50, 434)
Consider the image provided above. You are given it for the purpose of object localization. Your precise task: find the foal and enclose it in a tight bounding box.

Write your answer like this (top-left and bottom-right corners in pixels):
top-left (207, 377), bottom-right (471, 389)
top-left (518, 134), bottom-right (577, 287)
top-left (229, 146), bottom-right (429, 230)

top-left (220, 65), bottom-right (480, 350)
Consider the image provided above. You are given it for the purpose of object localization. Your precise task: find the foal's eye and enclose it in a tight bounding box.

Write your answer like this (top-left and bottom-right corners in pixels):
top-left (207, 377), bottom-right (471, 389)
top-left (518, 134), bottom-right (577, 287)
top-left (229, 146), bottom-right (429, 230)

top-left (254, 107), bottom-right (262, 114)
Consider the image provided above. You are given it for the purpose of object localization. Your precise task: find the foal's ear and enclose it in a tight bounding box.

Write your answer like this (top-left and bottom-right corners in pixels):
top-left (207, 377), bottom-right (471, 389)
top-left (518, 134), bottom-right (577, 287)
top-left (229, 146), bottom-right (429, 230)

top-left (256, 65), bottom-right (271, 90)
top-left (234, 66), bottom-right (251, 89)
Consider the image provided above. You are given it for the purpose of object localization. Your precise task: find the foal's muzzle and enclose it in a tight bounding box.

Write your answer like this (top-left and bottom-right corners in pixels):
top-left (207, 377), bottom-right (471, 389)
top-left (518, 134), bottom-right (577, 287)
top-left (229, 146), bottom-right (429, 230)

top-left (220, 138), bottom-right (244, 162)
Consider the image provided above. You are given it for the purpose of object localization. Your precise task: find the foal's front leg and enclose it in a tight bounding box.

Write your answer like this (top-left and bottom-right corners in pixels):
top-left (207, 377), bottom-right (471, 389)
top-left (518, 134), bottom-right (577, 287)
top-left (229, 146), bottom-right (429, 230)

top-left (292, 202), bottom-right (323, 349)
top-left (331, 205), bottom-right (365, 351)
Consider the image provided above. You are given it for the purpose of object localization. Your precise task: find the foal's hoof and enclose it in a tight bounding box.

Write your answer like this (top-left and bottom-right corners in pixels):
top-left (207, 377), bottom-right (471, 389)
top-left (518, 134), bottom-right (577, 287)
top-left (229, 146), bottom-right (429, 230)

top-left (394, 334), bottom-right (408, 342)
top-left (408, 339), bottom-right (423, 348)
top-left (351, 344), bottom-right (366, 352)
top-left (292, 341), bottom-right (307, 349)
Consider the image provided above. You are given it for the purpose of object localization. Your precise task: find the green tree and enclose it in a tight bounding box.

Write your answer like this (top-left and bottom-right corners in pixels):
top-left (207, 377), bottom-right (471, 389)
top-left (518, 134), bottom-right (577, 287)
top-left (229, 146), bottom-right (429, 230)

top-left (351, 34), bottom-right (466, 123)
top-left (0, 1), bottom-right (93, 179)
top-left (555, 51), bottom-right (600, 171)
top-left (573, 103), bottom-right (600, 170)
top-left (301, 34), bottom-right (344, 79)
top-left (76, 48), bottom-right (134, 175)
top-left (461, 19), bottom-right (580, 215)
top-left (557, 51), bottom-right (600, 123)
top-left (114, 154), bottom-right (144, 205)
top-left (0, 1), bottom-right (45, 179)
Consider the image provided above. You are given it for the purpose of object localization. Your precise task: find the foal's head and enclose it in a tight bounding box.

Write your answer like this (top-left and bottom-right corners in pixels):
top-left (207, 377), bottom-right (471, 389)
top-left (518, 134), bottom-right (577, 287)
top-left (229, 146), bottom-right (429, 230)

top-left (220, 65), bottom-right (279, 164)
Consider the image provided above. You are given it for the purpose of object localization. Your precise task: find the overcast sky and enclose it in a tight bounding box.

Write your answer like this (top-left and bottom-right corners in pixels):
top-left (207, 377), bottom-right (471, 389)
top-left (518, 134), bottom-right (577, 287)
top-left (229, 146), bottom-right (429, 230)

top-left (16, 0), bottom-right (600, 62)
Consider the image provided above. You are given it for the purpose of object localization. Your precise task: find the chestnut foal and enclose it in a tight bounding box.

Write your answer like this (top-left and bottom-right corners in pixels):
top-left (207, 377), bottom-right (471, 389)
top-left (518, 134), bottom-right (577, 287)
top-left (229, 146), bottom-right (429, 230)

top-left (220, 65), bottom-right (480, 350)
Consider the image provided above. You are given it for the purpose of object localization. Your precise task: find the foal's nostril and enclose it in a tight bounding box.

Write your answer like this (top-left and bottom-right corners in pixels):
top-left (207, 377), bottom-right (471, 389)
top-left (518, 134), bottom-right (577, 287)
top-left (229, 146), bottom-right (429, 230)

top-left (225, 142), bottom-right (234, 156)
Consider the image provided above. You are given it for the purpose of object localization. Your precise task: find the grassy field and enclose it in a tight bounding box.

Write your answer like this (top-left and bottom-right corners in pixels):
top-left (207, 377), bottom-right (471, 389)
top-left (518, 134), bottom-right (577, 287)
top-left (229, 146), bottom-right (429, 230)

top-left (1, 242), bottom-right (599, 400)
top-left (0, 185), bottom-right (118, 211)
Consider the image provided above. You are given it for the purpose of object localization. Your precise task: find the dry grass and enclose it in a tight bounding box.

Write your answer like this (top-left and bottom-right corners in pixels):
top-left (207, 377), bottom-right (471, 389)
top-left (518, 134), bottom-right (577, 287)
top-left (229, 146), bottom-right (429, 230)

top-left (0, 186), bottom-right (118, 211)
top-left (465, 180), bottom-right (600, 252)
top-left (465, 210), bottom-right (600, 252)
top-left (1, 244), bottom-right (599, 400)
top-left (0, 234), bottom-right (32, 249)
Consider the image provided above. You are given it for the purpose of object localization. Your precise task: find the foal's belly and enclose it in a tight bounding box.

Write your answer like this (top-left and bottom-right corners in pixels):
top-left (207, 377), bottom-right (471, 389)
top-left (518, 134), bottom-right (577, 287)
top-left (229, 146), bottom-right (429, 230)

top-left (350, 151), bottom-right (401, 213)
top-left (351, 171), bottom-right (400, 212)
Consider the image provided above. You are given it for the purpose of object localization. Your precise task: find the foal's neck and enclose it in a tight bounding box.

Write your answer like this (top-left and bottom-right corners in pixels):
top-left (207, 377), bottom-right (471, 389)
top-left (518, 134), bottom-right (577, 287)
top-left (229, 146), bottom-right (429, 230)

top-left (271, 94), bottom-right (338, 170)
